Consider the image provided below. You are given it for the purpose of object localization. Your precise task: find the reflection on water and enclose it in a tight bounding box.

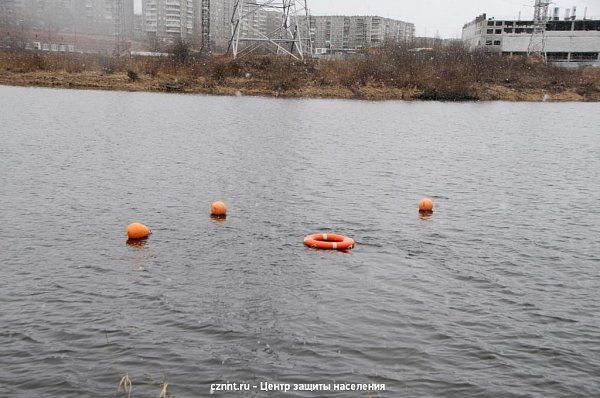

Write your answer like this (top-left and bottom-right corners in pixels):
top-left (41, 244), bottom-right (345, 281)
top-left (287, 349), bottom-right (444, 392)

top-left (419, 211), bottom-right (434, 220)
top-left (126, 238), bottom-right (149, 249)
top-left (0, 86), bottom-right (599, 398)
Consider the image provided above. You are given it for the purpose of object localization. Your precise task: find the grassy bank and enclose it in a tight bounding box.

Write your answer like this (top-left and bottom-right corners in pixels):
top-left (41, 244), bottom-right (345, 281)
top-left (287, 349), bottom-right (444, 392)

top-left (1, 45), bottom-right (599, 101)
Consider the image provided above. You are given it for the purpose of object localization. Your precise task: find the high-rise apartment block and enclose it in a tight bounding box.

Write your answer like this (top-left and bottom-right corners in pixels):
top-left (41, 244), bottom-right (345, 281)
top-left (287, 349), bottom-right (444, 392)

top-left (1, 0), bottom-right (134, 37)
top-left (142, 0), bottom-right (195, 43)
top-left (309, 15), bottom-right (415, 55)
top-left (2, 1), bottom-right (418, 56)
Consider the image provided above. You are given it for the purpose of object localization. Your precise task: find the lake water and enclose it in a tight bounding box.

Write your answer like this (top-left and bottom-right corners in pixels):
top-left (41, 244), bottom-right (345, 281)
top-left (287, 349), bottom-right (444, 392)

top-left (1, 85), bottom-right (599, 397)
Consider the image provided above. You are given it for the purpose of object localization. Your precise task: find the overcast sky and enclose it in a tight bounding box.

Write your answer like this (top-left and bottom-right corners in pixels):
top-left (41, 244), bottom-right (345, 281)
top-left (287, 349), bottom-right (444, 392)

top-left (133, 0), bottom-right (600, 38)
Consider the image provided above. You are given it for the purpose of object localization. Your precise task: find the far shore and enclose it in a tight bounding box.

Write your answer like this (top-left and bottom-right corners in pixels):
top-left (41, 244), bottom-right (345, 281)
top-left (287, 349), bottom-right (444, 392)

top-left (1, 49), bottom-right (599, 102)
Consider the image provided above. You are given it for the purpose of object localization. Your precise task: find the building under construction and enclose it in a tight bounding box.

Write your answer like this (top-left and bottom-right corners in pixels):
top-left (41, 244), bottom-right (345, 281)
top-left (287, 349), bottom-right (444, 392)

top-left (462, 8), bottom-right (600, 66)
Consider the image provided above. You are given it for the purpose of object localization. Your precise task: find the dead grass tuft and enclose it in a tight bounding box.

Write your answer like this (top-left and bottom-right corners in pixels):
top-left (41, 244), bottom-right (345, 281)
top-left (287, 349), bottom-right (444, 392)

top-left (117, 374), bottom-right (132, 398)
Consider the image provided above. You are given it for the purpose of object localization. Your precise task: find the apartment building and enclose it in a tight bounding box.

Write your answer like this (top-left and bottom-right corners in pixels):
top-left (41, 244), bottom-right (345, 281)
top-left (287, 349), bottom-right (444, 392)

top-left (142, 0), bottom-right (195, 42)
top-left (0, 0), bottom-right (134, 37)
top-left (309, 15), bottom-right (415, 55)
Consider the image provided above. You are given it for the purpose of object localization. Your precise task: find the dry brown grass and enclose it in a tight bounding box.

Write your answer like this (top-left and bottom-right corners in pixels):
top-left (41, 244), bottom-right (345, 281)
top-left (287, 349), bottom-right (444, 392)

top-left (1, 46), bottom-right (598, 101)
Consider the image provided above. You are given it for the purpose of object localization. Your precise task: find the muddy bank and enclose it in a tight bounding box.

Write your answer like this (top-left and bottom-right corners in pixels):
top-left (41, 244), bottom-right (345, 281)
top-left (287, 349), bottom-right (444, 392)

top-left (1, 50), bottom-right (598, 101)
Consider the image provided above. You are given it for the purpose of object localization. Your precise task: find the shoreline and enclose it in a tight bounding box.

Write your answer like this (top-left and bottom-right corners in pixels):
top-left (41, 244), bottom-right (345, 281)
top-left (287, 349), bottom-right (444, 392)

top-left (1, 49), bottom-right (599, 102)
top-left (0, 70), bottom-right (596, 102)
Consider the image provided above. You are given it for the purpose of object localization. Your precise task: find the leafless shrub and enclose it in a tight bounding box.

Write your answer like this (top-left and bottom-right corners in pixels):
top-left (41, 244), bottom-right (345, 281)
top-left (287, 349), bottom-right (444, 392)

top-left (127, 69), bottom-right (139, 82)
top-left (170, 40), bottom-right (191, 65)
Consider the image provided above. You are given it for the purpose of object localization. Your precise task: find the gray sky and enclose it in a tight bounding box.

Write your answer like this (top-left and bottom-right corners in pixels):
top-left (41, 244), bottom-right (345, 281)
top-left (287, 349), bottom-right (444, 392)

top-left (133, 0), bottom-right (600, 38)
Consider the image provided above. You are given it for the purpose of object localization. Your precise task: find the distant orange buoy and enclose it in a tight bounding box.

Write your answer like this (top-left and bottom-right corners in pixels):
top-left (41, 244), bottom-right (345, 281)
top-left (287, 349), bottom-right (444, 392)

top-left (126, 222), bottom-right (151, 240)
top-left (419, 198), bottom-right (434, 212)
top-left (211, 201), bottom-right (227, 217)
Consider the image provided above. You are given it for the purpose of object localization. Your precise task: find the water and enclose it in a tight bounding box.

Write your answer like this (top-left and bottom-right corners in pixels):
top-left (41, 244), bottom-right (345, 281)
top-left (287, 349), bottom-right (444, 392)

top-left (1, 85), bottom-right (599, 397)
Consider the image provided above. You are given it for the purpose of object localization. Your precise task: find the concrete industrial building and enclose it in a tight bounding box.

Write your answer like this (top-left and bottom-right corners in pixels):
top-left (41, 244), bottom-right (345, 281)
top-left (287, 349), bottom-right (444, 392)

top-left (309, 15), bottom-right (415, 55)
top-left (462, 12), bottom-right (600, 66)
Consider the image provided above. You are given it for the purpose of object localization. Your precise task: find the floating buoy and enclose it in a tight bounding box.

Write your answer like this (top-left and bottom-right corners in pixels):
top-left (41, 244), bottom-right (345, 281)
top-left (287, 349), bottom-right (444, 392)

top-left (210, 201), bottom-right (227, 218)
top-left (419, 198), bottom-right (434, 212)
top-left (126, 222), bottom-right (151, 240)
top-left (304, 233), bottom-right (355, 251)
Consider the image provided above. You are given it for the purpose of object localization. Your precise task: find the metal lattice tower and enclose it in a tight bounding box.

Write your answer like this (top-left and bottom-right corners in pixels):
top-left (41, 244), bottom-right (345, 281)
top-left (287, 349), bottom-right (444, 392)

top-left (229, 0), bottom-right (313, 60)
top-left (201, 0), bottom-right (211, 54)
top-left (528, 0), bottom-right (550, 57)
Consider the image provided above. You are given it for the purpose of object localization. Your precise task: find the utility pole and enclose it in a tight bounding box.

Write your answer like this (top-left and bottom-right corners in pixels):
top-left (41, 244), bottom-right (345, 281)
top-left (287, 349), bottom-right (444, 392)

top-left (201, 0), bottom-right (211, 54)
top-left (528, 0), bottom-right (550, 58)
top-left (113, 0), bottom-right (125, 56)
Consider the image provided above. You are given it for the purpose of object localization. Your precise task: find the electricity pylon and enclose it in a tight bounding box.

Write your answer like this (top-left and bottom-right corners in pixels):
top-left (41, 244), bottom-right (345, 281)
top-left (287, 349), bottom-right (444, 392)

top-left (229, 0), bottom-right (313, 60)
top-left (528, 0), bottom-right (550, 57)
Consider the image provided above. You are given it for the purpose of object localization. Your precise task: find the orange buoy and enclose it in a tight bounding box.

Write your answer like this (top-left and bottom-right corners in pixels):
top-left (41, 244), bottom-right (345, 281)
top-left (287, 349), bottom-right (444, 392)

top-left (126, 222), bottom-right (151, 240)
top-left (419, 197), bottom-right (434, 212)
top-left (304, 233), bottom-right (355, 251)
top-left (210, 201), bottom-right (227, 217)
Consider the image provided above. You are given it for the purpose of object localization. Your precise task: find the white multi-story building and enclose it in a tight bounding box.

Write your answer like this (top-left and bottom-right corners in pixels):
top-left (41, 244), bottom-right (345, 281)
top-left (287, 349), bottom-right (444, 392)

top-left (308, 15), bottom-right (415, 55)
top-left (142, 0), bottom-right (195, 42)
top-left (207, 0), bottom-right (234, 51)
top-left (462, 13), bottom-right (600, 66)
top-left (0, 0), bottom-right (134, 37)
top-left (140, 0), bottom-right (285, 51)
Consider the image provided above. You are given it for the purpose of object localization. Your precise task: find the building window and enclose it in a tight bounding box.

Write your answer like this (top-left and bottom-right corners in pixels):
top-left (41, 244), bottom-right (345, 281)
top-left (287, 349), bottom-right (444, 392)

top-left (546, 52), bottom-right (569, 60)
top-left (495, 29), bottom-right (502, 34)
top-left (487, 29), bottom-right (494, 34)
top-left (495, 21), bottom-right (503, 26)
top-left (506, 21), bottom-right (514, 26)
top-left (488, 21), bottom-right (494, 26)
top-left (485, 39), bottom-right (493, 45)
top-left (504, 28), bottom-right (514, 33)
top-left (494, 40), bottom-right (501, 45)
top-left (574, 20), bottom-right (600, 31)
top-left (572, 52), bottom-right (599, 61)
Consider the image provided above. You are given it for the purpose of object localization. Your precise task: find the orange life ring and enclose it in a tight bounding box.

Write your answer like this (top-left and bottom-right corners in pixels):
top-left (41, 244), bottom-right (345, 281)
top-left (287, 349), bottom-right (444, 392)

top-left (303, 233), bottom-right (355, 251)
